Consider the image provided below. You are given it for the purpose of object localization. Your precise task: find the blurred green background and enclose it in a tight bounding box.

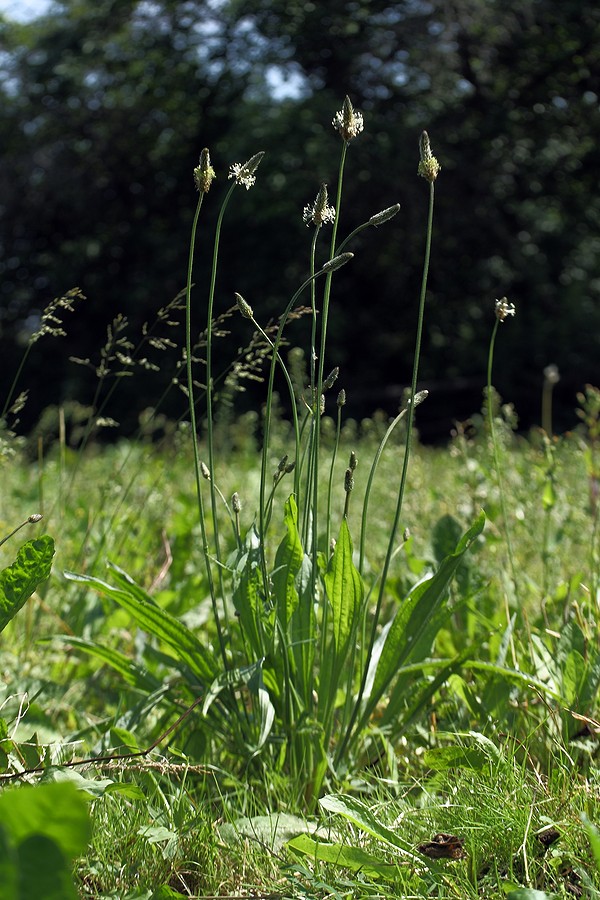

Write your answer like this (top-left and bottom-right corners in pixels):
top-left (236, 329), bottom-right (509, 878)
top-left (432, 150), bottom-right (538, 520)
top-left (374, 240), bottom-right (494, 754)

top-left (1, 0), bottom-right (598, 439)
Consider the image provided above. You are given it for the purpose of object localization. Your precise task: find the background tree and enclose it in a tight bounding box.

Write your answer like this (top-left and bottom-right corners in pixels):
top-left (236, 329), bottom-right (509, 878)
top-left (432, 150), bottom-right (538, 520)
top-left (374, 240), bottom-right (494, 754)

top-left (0, 0), bottom-right (598, 438)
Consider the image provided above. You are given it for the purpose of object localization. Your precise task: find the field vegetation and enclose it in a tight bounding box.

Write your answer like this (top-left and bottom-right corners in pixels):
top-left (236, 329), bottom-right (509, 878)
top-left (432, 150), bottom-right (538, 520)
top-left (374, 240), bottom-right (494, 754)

top-left (0, 96), bottom-right (599, 900)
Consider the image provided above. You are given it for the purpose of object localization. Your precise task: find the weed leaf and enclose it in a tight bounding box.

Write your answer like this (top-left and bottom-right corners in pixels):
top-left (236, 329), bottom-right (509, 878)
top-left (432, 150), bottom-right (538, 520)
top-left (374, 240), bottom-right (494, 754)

top-left (64, 569), bottom-right (218, 682)
top-left (273, 494), bottom-right (303, 632)
top-left (362, 511), bottom-right (485, 724)
top-left (0, 535), bottom-right (54, 634)
top-left (319, 793), bottom-right (425, 864)
top-left (288, 831), bottom-right (399, 878)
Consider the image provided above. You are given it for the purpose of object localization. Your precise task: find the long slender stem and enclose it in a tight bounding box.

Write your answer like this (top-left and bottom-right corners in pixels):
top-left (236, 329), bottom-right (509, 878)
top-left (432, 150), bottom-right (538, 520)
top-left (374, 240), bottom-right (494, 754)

top-left (303, 227), bottom-right (320, 547)
top-left (338, 179), bottom-right (435, 764)
top-left (185, 193), bottom-right (227, 668)
top-left (316, 142), bottom-right (348, 664)
top-left (1, 345), bottom-right (32, 421)
top-left (487, 319), bottom-right (519, 598)
top-left (204, 183), bottom-right (237, 639)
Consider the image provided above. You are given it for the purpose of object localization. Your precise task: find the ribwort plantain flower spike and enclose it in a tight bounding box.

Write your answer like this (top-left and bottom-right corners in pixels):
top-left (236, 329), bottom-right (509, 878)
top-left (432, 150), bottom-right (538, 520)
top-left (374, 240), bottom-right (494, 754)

top-left (321, 252), bottom-right (354, 273)
top-left (337, 388), bottom-right (346, 408)
top-left (323, 366), bottom-right (339, 391)
top-left (417, 131), bottom-right (441, 183)
top-left (332, 95), bottom-right (364, 142)
top-left (369, 204), bottom-right (401, 227)
top-left (235, 292), bottom-right (253, 319)
top-left (193, 148), bottom-right (216, 193)
top-left (495, 297), bottom-right (516, 322)
top-left (232, 492), bottom-right (242, 514)
top-left (303, 183), bottom-right (336, 227)
top-left (407, 389), bottom-right (429, 408)
top-left (228, 151), bottom-right (265, 190)
top-left (344, 467), bottom-right (355, 494)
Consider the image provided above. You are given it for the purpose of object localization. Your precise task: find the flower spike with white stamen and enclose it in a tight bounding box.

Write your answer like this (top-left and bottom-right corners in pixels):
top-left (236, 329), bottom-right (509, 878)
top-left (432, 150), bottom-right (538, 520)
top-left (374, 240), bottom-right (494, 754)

top-left (303, 183), bottom-right (336, 227)
top-left (228, 151), bottom-right (265, 190)
top-left (332, 95), bottom-right (364, 142)
top-left (495, 297), bottom-right (516, 322)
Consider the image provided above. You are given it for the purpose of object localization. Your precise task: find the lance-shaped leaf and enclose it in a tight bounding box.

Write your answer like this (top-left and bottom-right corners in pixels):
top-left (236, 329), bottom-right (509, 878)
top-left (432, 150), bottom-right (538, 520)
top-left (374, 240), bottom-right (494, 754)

top-left (65, 569), bottom-right (218, 683)
top-left (319, 794), bottom-right (428, 866)
top-left (320, 519), bottom-right (364, 723)
top-left (325, 518), bottom-right (363, 658)
top-left (272, 495), bottom-right (303, 634)
top-left (358, 511), bottom-right (485, 731)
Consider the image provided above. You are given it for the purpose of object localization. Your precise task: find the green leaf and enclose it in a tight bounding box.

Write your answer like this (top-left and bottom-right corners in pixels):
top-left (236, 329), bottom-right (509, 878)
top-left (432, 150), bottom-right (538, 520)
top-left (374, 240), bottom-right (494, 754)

top-left (150, 887), bottom-right (187, 900)
top-left (505, 889), bottom-right (558, 899)
top-left (272, 495), bottom-right (303, 633)
top-left (0, 824), bottom-right (18, 897)
top-left (424, 734), bottom-right (500, 771)
top-left (64, 570), bottom-right (217, 683)
top-left (110, 726), bottom-right (140, 753)
top-left (203, 658), bottom-right (275, 753)
top-left (582, 813), bottom-right (600, 873)
top-left (17, 834), bottom-right (79, 900)
top-left (231, 525), bottom-right (267, 658)
top-left (542, 480), bottom-right (556, 510)
top-left (220, 813), bottom-right (323, 853)
top-left (0, 536), bottom-right (55, 634)
top-left (41, 767), bottom-right (114, 798)
top-left (562, 650), bottom-right (586, 705)
top-left (318, 518), bottom-right (363, 730)
top-left (104, 782), bottom-right (146, 800)
top-left (291, 553), bottom-right (316, 707)
top-left (362, 512), bottom-right (485, 726)
top-left (288, 832), bottom-right (399, 879)
top-left (319, 794), bottom-right (425, 864)
top-left (48, 635), bottom-right (161, 693)
top-left (463, 660), bottom-right (565, 704)
top-left (0, 782), bottom-right (90, 859)
top-left (325, 518), bottom-right (363, 658)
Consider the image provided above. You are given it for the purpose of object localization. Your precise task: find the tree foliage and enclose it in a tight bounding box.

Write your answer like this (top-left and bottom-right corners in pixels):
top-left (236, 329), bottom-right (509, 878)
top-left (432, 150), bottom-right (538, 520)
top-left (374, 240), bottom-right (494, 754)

top-left (0, 0), bottom-right (599, 436)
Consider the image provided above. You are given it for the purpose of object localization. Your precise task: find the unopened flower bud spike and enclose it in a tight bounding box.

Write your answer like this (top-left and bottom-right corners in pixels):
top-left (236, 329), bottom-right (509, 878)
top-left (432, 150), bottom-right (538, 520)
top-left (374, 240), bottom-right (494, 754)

top-left (193, 148), bottom-right (216, 193)
top-left (0, 514), bottom-right (43, 549)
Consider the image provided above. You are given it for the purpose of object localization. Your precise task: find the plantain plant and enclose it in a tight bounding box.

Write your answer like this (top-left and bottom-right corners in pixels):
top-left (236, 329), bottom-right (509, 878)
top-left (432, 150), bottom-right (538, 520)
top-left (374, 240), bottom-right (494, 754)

top-left (65, 97), bottom-right (484, 803)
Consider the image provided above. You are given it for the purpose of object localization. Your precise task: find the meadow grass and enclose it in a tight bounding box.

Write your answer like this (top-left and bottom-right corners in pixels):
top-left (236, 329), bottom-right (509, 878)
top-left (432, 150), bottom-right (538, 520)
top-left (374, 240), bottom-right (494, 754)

top-left (1, 416), bottom-right (599, 897)
top-left (0, 95), bottom-right (599, 898)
